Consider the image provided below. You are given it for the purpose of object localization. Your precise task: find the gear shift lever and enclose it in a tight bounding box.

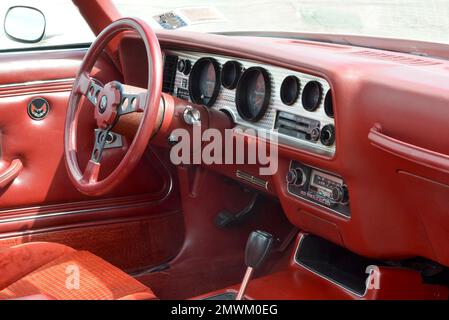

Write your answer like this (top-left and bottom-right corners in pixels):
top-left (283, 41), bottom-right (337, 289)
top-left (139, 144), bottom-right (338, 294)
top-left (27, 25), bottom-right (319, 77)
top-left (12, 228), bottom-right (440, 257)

top-left (236, 230), bottom-right (273, 300)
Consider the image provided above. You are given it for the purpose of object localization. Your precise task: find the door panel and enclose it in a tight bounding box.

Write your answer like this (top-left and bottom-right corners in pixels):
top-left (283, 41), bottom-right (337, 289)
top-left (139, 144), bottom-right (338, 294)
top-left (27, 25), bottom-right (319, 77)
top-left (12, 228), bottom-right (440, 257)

top-left (0, 48), bottom-right (184, 271)
top-left (0, 89), bottom-right (166, 208)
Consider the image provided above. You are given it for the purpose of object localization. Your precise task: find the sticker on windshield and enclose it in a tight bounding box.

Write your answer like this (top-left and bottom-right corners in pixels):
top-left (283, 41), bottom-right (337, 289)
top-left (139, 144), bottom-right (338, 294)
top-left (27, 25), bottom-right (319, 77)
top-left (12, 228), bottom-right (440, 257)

top-left (154, 12), bottom-right (188, 30)
top-left (154, 7), bottom-right (226, 30)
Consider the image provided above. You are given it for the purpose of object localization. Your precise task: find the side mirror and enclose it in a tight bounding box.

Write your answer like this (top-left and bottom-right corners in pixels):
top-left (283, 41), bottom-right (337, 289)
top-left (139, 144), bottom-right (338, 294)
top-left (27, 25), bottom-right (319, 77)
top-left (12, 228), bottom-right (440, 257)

top-left (4, 6), bottom-right (46, 44)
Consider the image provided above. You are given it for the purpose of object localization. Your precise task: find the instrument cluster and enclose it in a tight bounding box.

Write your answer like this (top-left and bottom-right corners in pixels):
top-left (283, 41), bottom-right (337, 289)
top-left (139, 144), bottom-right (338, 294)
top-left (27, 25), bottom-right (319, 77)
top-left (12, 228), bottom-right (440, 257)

top-left (163, 50), bottom-right (336, 157)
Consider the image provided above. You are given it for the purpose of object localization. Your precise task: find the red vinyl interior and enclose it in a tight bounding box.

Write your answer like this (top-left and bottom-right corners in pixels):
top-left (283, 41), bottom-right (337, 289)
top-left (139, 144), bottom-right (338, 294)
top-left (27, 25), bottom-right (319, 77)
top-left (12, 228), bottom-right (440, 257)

top-left (0, 0), bottom-right (449, 300)
top-left (193, 235), bottom-right (449, 300)
top-left (0, 48), bottom-right (184, 273)
top-left (114, 31), bottom-right (449, 268)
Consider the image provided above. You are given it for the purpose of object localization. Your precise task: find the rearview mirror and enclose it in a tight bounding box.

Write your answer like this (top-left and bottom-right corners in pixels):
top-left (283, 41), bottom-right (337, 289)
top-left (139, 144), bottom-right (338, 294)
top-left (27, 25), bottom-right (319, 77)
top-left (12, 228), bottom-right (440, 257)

top-left (4, 6), bottom-right (46, 44)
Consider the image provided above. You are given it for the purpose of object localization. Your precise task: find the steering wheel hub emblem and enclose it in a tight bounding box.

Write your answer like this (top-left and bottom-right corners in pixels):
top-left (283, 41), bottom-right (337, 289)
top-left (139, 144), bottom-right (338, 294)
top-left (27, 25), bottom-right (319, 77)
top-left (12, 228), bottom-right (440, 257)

top-left (99, 95), bottom-right (108, 114)
top-left (94, 82), bottom-right (123, 129)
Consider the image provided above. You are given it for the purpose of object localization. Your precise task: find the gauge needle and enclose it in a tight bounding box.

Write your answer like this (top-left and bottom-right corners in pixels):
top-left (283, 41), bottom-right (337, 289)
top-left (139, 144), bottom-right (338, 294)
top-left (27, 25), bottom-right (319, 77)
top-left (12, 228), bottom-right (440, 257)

top-left (255, 92), bottom-right (264, 105)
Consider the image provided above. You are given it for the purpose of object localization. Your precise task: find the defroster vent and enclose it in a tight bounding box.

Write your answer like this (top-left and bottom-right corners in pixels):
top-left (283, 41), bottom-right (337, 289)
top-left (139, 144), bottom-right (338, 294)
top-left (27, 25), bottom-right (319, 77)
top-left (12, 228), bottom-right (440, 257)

top-left (163, 54), bottom-right (179, 94)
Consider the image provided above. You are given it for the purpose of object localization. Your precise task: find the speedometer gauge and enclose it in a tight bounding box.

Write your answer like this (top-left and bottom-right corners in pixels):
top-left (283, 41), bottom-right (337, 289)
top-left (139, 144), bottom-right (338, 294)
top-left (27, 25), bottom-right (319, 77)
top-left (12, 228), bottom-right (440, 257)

top-left (236, 67), bottom-right (271, 122)
top-left (189, 57), bottom-right (221, 107)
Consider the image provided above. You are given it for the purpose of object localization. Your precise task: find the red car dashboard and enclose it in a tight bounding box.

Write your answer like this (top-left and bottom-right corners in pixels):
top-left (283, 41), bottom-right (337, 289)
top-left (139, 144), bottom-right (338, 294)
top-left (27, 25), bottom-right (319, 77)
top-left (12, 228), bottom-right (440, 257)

top-left (162, 50), bottom-right (349, 220)
top-left (119, 31), bottom-right (449, 268)
top-left (164, 50), bottom-right (336, 157)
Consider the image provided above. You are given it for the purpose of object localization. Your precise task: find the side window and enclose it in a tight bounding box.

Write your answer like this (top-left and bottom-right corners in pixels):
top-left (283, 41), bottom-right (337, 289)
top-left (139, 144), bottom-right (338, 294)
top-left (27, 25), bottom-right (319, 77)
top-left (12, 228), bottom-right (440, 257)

top-left (0, 0), bottom-right (94, 51)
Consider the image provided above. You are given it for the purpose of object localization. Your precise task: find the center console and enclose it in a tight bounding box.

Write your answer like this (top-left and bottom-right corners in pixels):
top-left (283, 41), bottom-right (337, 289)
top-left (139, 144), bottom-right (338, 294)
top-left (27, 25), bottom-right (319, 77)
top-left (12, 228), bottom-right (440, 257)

top-left (193, 233), bottom-right (449, 300)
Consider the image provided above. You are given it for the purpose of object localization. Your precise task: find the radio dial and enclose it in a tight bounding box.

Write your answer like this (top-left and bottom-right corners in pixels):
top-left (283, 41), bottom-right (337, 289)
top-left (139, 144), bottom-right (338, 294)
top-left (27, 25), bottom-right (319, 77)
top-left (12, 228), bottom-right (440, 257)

top-left (287, 168), bottom-right (307, 187)
top-left (286, 170), bottom-right (297, 184)
top-left (331, 185), bottom-right (349, 204)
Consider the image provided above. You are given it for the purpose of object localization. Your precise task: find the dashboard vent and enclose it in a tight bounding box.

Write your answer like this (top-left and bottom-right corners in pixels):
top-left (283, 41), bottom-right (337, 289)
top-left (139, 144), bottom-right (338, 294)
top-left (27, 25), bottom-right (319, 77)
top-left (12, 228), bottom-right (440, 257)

top-left (275, 111), bottom-right (321, 142)
top-left (350, 50), bottom-right (440, 66)
top-left (163, 54), bottom-right (179, 94)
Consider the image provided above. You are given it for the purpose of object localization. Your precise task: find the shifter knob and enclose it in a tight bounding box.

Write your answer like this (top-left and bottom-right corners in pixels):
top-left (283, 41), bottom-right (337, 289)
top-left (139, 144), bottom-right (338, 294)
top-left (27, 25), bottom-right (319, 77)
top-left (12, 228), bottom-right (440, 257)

top-left (236, 231), bottom-right (273, 300)
top-left (245, 230), bottom-right (273, 269)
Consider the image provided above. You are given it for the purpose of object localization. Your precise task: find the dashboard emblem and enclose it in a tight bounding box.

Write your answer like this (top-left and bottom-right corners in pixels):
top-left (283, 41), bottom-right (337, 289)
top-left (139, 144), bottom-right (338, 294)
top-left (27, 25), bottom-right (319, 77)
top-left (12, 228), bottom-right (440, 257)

top-left (28, 98), bottom-right (50, 120)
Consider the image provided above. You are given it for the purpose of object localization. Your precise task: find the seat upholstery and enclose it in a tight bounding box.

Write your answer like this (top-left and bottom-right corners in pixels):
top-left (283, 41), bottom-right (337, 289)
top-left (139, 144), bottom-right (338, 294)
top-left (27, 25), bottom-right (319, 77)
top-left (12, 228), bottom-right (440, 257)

top-left (0, 242), bottom-right (156, 300)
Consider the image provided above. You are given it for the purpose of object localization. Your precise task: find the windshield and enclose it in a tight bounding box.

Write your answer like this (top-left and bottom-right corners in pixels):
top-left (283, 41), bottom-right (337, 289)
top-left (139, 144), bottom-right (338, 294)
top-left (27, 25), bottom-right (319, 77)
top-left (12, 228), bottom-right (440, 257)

top-left (113, 0), bottom-right (449, 45)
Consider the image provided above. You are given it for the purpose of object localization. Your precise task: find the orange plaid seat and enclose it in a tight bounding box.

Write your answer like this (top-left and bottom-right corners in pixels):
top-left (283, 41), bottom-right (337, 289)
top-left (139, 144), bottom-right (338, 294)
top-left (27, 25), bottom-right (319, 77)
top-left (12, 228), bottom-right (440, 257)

top-left (0, 242), bottom-right (156, 300)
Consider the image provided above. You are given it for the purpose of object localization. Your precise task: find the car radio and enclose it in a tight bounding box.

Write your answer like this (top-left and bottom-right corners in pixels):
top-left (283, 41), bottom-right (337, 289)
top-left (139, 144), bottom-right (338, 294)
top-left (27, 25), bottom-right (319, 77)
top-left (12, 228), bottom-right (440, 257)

top-left (287, 161), bottom-right (350, 218)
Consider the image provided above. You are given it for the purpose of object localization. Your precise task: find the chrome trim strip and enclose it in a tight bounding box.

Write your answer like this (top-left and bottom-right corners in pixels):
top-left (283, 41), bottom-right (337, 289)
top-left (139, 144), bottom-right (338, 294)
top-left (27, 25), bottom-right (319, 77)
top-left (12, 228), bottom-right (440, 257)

top-left (0, 191), bottom-right (174, 225)
top-left (0, 78), bottom-right (75, 89)
top-left (0, 47), bottom-right (88, 56)
top-left (0, 207), bottom-right (121, 224)
top-left (0, 187), bottom-right (172, 225)
top-left (294, 234), bottom-right (369, 298)
top-left (236, 170), bottom-right (269, 190)
top-left (0, 193), bottom-right (170, 225)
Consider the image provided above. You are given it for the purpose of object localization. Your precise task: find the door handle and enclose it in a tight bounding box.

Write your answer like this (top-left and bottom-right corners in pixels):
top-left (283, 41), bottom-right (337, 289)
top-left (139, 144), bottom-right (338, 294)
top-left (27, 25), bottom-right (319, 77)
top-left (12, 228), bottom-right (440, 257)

top-left (0, 159), bottom-right (23, 189)
top-left (368, 124), bottom-right (449, 174)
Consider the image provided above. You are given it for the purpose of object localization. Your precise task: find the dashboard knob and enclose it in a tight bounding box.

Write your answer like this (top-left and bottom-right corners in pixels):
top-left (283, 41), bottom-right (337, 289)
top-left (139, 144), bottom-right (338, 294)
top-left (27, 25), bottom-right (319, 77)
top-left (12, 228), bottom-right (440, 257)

top-left (168, 134), bottom-right (180, 147)
top-left (177, 60), bottom-right (186, 73)
top-left (183, 106), bottom-right (201, 125)
top-left (321, 124), bottom-right (336, 146)
top-left (286, 170), bottom-right (298, 184)
top-left (310, 127), bottom-right (321, 142)
top-left (286, 168), bottom-right (307, 187)
top-left (331, 185), bottom-right (349, 204)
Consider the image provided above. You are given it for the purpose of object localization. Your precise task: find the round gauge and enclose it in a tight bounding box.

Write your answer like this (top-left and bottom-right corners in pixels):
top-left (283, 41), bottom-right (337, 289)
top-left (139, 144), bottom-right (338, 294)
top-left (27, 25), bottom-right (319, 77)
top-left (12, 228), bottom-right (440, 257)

top-left (280, 76), bottom-right (300, 106)
top-left (324, 90), bottom-right (334, 118)
top-left (236, 67), bottom-right (271, 122)
top-left (221, 61), bottom-right (243, 90)
top-left (302, 81), bottom-right (323, 112)
top-left (189, 58), bottom-right (221, 107)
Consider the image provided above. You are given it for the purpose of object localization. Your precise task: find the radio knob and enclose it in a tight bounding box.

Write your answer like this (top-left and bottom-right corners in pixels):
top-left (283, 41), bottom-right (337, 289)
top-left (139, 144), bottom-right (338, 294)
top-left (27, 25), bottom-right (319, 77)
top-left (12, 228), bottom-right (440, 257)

top-left (286, 170), bottom-right (297, 184)
top-left (286, 168), bottom-right (307, 187)
top-left (331, 185), bottom-right (348, 204)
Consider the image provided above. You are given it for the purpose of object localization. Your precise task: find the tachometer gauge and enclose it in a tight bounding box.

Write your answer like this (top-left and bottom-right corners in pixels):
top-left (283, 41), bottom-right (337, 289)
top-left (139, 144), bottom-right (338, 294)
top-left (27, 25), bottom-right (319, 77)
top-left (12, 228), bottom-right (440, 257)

top-left (236, 67), bottom-right (271, 122)
top-left (189, 57), bottom-right (221, 107)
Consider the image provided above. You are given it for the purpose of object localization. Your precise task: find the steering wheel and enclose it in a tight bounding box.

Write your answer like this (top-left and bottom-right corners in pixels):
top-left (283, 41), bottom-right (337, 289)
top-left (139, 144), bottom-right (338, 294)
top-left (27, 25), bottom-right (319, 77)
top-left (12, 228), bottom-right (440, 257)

top-left (64, 18), bottom-right (163, 196)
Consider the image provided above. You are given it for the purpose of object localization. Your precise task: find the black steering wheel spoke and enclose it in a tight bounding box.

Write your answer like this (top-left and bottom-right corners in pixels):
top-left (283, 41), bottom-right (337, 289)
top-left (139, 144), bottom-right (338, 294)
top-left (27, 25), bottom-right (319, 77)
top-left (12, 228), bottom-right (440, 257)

top-left (118, 85), bottom-right (148, 116)
top-left (76, 72), bottom-right (104, 107)
top-left (91, 128), bottom-right (110, 163)
top-left (86, 80), bottom-right (104, 107)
